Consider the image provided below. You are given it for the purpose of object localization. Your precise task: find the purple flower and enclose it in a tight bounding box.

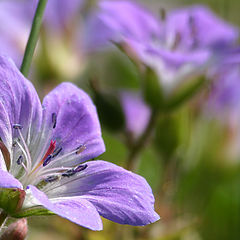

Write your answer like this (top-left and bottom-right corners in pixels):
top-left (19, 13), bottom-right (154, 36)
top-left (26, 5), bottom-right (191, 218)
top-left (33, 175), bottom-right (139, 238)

top-left (120, 91), bottom-right (151, 139)
top-left (84, 0), bottom-right (161, 51)
top-left (85, 2), bottom-right (238, 93)
top-left (0, 56), bottom-right (159, 230)
top-left (164, 5), bottom-right (238, 50)
top-left (0, 0), bottom-right (84, 66)
top-left (207, 59), bottom-right (240, 119)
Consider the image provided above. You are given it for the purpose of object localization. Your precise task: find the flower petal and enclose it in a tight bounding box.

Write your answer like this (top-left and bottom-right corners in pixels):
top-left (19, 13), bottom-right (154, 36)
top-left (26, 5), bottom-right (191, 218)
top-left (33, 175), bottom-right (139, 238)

top-left (45, 160), bottom-right (160, 226)
top-left (33, 82), bottom-right (105, 166)
top-left (166, 5), bottom-right (238, 49)
top-left (0, 101), bottom-right (12, 170)
top-left (120, 91), bottom-right (150, 139)
top-left (0, 56), bottom-right (42, 170)
top-left (26, 185), bottom-right (103, 230)
top-left (0, 170), bottom-right (23, 189)
top-left (84, 0), bottom-right (161, 50)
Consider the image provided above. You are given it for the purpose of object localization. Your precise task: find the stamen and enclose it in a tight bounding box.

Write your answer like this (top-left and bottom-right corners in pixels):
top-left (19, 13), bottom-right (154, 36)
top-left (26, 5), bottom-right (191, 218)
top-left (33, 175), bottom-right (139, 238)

top-left (13, 138), bottom-right (20, 147)
top-left (45, 144), bottom-right (86, 166)
top-left (16, 155), bottom-right (28, 173)
top-left (13, 124), bottom-right (32, 171)
top-left (42, 146), bottom-right (62, 167)
top-left (44, 175), bottom-right (61, 183)
top-left (189, 15), bottom-right (198, 47)
top-left (52, 113), bottom-right (57, 129)
top-left (43, 155), bottom-right (52, 167)
top-left (15, 141), bottom-right (30, 174)
top-left (61, 169), bottom-right (76, 177)
top-left (17, 156), bottom-right (23, 165)
top-left (13, 124), bottom-right (23, 129)
top-left (74, 164), bottom-right (88, 172)
top-left (62, 164), bottom-right (87, 177)
top-left (52, 147), bottom-right (62, 158)
top-left (171, 31), bottom-right (181, 50)
top-left (33, 140), bottom-right (56, 171)
top-left (76, 144), bottom-right (86, 154)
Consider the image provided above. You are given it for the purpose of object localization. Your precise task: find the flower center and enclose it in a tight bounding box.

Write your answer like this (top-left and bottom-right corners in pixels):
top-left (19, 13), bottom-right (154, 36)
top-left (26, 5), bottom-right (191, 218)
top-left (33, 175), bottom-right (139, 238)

top-left (11, 116), bottom-right (87, 189)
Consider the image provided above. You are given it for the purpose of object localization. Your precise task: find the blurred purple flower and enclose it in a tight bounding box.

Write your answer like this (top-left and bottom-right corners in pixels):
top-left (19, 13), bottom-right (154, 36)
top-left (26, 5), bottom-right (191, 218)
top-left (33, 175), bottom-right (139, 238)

top-left (0, 0), bottom-right (84, 66)
top-left (84, 0), bottom-right (161, 50)
top-left (85, 1), bottom-right (238, 92)
top-left (0, 1), bottom-right (32, 66)
top-left (164, 5), bottom-right (238, 50)
top-left (0, 56), bottom-right (159, 230)
top-left (207, 60), bottom-right (240, 119)
top-left (120, 91), bottom-right (151, 139)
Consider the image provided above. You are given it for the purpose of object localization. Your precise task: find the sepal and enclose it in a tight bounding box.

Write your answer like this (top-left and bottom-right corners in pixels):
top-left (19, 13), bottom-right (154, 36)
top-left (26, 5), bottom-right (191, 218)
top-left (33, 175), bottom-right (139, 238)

top-left (0, 188), bottom-right (25, 215)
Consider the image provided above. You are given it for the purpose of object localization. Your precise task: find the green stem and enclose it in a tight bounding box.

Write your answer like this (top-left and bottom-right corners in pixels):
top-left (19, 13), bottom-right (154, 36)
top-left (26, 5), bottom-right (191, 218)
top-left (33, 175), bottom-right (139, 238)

top-left (126, 110), bottom-right (159, 171)
top-left (0, 211), bottom-right (8, 232)
top-left (20, 0), bottom-right (48, 77)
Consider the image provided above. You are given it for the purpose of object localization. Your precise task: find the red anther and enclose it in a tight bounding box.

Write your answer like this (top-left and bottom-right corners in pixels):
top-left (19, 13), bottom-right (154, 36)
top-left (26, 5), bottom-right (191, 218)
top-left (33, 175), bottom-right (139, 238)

top-left (41, 140), bottom-right (56, 164)
top-left (33, 140), bottom-right (56, 172)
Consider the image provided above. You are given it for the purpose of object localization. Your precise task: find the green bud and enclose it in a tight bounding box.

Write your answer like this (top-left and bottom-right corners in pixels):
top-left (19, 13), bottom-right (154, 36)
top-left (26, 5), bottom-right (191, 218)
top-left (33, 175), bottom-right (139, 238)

top-left (142, 67), bottom-right (165, 110)
top-left (154, 114), bottom-right (180, 160)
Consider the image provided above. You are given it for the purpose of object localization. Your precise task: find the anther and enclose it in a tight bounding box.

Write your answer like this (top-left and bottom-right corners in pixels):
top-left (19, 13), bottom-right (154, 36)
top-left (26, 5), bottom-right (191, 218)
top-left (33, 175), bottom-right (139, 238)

top-left (159, 8), bottom-right (166, 21)
top-left (52, 147), bottom-right (62, 158)
top-left (17, 156), bottom-right (23, 165)
top-left (62, 164), bottom-right (87, 177)
top-left (44, 175), bottom-right (60, 183)
top-left (43, 155), bottom-right (52, 167)
top-left (13, 124), bottom-right (23, 130)
top-left (12, 138), bottom-right (20, 147)
top-left (76, 144), bottom-right (86, 154)
top-left (62, 169), bottom-right (75, 177)
top-left (52, 113), bottom-right (57, 129)
top-left (74, 164), bottom-right (88, 172)
top-left (172, 32), bottom-right (182, 50)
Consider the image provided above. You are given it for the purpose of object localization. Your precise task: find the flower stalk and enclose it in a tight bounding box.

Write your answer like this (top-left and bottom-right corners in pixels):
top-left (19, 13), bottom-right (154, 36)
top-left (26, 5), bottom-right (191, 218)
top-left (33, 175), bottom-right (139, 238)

top-left (20, 0), bottom-right (48, 77)
top-left (126, 110), bottom-right (159, 170)
top-left (0, 211), bottom-right (8, 232)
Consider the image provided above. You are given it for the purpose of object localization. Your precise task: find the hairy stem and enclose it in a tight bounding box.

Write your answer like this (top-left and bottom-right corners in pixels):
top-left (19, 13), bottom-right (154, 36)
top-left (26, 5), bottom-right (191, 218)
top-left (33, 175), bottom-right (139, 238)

top-left (126, 110), bottom-right (159, 171)
top-left (20, 0), bottom-right (48, 77)
top-left (0, 211), bottom-right (8, 232)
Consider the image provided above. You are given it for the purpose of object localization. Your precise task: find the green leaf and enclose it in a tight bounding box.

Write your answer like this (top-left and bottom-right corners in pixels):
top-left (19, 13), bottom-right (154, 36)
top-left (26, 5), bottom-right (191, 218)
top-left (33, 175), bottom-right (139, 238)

top-left (165, 76), bottom-right (206, 111)
top-left (93, 91), bottom-right (125, 132)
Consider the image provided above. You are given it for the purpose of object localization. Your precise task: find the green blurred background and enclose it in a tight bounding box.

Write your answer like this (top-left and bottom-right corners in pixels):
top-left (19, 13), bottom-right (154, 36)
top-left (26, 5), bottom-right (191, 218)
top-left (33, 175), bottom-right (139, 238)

top-left (24, 0), bottom-right (240, 239)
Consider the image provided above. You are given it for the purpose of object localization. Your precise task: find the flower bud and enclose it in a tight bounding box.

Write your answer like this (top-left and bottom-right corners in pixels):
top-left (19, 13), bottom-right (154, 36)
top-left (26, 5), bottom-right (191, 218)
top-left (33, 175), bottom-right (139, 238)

top-left (0, 218), bottom-right (27, 240)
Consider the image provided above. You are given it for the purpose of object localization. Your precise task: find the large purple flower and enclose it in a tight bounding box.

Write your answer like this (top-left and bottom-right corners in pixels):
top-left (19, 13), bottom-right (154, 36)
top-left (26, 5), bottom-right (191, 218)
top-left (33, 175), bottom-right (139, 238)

top-left (0, 56), bottom-right (159, 230)
top-left (85, 1), bottom-right (238, 93)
